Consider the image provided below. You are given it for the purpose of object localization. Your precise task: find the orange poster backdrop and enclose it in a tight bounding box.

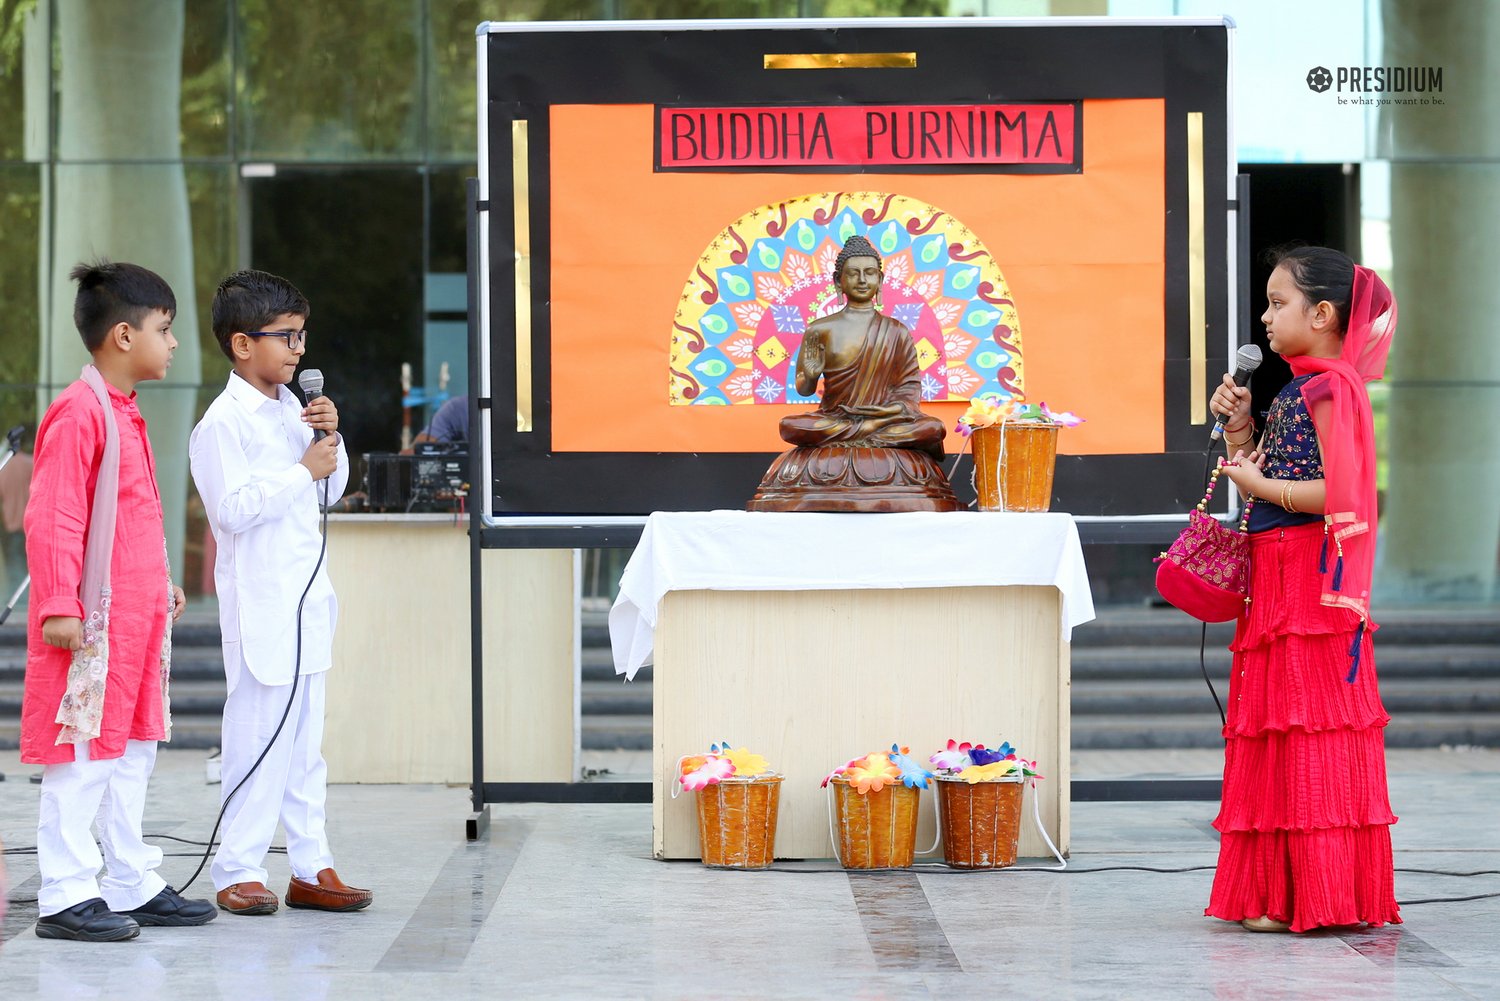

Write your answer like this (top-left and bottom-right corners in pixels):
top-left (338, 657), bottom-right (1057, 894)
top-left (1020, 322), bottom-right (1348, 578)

top-left (549, 99), bottom-right (1164, 455)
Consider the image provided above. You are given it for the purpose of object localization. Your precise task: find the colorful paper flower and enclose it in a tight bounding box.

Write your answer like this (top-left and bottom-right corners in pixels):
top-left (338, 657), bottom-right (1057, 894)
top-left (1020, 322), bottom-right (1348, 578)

top-left (889, 744), bottom-right (935, 790)
top-left (679, 742), bottom-right (777, 795)
top-left (929, 739), bottom-right (1042, 781)
top-left (721, 746), bottom-right (771, 778)
top-left (969, 743), bottom-right (1015, 766)
top-left (845, 753), bottom-right (902, 795)
top-left (955, 395), bottom-right (1083, 432)
top-left (1040, 402), bottom-right (1085, 427)
top-left (680, 756), bottom-right (737, 791)
top-left (956, 396), bottom-right (1016, 434)
top-left (958, 760), bottom-right (1021, 784)
top-left (929, 739), bottom-right (974, 774)
top-left (826, 745), bottom-right (940, 794)
top-left (822, 756), bottom-right (864, 788)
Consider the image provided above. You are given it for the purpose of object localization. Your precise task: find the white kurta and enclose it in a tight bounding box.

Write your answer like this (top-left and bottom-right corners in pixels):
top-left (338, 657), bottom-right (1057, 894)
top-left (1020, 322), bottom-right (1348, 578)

top-left (189, 372), bottom-right (348, 889)
top-left (189, 372), bottom-right (348, 693)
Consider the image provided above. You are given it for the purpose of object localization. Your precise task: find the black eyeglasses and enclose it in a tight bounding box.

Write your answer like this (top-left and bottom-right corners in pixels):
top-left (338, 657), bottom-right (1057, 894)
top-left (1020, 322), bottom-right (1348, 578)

top-left (244, 330), bottom-right (307, 349)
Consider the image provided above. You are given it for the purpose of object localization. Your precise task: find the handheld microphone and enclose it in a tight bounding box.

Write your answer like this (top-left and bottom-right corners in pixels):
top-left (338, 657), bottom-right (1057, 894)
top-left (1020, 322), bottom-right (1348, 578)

top-left (1210, 344), bottom-right (1264, 441)
top-left (297, 369), bottom-right (328, 442)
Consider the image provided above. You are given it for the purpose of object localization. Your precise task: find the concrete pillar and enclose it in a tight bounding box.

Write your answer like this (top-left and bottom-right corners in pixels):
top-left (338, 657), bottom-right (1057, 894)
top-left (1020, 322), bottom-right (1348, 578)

top-left (41, 0), bottom-right (202, 577)
top-left (1379, 0), bottom-right (1500, 601)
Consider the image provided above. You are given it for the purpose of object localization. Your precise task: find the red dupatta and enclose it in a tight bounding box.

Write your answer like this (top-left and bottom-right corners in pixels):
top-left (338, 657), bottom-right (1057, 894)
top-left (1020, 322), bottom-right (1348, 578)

top-left (1288, 266), bottom-right (1397, 678)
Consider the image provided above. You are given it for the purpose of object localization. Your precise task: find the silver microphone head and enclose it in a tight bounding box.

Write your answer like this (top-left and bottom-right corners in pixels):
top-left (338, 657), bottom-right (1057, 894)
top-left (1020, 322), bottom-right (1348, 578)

top-left (298, 369), bottom-right (324, 398)
top-left (1234, 344), bottom-right (1264, 374)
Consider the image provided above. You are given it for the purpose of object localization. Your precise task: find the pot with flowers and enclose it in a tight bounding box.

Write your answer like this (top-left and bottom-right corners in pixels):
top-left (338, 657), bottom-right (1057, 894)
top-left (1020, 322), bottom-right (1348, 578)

top-left (928, 739), bottom-right (1041, 869)
top-left (954, 397), bottom-right (1083, 512)
top-left (821, 745), bottom-right (935, 869)
top-left (676, 742), bottom-right (782, 869)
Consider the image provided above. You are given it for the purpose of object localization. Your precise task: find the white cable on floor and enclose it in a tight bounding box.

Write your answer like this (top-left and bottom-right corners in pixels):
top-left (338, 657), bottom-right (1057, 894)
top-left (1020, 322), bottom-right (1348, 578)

top-left (1004, 778), bottom-right (1068, 871)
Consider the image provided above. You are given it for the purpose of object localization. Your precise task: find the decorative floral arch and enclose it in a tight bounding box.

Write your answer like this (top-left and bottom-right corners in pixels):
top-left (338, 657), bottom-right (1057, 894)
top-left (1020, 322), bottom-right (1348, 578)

top-left (669, 191), bottom-right (1023, 407)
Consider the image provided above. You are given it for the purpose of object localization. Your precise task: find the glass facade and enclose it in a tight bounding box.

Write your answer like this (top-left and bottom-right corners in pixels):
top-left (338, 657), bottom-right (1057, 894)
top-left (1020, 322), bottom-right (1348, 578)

top-left (0, 0), bottom-right (491, 601)
top-left (0, 0), bottom-right (1493, 608)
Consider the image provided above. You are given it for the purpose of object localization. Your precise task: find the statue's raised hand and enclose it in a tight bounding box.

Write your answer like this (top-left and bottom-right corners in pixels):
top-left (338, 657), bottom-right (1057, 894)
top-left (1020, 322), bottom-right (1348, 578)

top-left (799, 329), bottom-right (824, 377)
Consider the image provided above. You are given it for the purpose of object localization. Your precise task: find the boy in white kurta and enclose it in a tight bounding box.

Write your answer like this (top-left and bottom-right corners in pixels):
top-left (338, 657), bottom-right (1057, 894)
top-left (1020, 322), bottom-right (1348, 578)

top-left (188, 269), bottom-right (371, 915)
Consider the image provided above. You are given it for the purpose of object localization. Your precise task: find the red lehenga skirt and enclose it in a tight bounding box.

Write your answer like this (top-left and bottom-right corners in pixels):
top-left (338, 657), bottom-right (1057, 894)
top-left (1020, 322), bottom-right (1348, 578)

top-left (1206, 522), bottom-right (1401, 932)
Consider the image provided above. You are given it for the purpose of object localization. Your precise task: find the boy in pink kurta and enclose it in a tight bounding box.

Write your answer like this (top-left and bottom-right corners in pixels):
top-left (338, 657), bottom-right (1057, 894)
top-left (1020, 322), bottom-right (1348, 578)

top-left (19, 261), bottom-right (214, 942)
top-left (23, 378), bottom-right (171, 763)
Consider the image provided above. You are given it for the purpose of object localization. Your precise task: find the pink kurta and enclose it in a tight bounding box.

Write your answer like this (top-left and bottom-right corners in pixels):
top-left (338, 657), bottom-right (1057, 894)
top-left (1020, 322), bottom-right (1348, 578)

top-left (20, 380), bottom-right (169, 764)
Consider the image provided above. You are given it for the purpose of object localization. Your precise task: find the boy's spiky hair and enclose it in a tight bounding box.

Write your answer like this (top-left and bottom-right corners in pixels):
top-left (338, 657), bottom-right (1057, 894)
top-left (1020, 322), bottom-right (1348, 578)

top-left (69, 260), bottom-right (176, 351)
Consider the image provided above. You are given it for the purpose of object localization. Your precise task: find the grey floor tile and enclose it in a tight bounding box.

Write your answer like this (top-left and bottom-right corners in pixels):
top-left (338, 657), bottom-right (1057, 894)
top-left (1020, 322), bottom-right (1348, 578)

top-left (2, 748), bottom-right (1498, 999)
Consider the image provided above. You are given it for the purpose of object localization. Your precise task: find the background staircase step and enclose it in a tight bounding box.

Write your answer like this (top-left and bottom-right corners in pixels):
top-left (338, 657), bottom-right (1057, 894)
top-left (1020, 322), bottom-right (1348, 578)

top-left (579, 604), bottom-right (1500, 752)
top-left (3, 604), bottom-right (1495, 755)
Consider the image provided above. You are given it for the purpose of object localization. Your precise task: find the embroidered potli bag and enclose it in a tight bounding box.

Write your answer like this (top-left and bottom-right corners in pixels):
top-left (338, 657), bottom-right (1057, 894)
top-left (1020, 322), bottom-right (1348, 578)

top-left (1154, 459), bottom-right (1254, 623)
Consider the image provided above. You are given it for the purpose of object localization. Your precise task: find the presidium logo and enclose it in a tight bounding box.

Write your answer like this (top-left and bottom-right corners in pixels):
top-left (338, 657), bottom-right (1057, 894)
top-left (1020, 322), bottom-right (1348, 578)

top-left (1306, 64), bottom-right (1445, 106)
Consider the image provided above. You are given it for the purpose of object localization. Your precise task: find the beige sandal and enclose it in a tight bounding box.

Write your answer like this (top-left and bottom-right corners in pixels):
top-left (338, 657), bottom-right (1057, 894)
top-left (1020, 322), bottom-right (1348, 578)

top-left (1241, 915), bottom-right (1293, 933)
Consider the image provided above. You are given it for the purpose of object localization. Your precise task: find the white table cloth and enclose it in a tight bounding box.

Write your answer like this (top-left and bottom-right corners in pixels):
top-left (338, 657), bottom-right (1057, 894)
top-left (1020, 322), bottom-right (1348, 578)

top-left (609, 510), bottom-right (1094, 680)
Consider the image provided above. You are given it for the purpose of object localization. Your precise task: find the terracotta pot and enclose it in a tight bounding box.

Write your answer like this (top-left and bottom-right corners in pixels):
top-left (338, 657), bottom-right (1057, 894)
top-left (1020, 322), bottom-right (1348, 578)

top-left (936, 775), bottom-right (1024, 869)
top-left (970, 422), bottom-right (1059, 512)
top-left (830, 777), bottom-right (920, 869)
top-left (696, 774), bottom-right (782, 869)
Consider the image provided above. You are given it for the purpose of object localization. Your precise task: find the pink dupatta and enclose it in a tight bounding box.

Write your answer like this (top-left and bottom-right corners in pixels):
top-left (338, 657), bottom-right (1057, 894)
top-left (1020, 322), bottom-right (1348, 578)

top-left (1288, 266), bottom-right (1397, 679)
top-left (53, 366), bottom-right (120, 744)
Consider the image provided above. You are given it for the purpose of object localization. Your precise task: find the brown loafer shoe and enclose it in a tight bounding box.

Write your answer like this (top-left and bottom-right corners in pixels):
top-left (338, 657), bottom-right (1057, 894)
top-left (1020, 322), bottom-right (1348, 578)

top-left (286, 868), bottom-right (372, 912)
top-left (216, 882), bottom-right (279, 915)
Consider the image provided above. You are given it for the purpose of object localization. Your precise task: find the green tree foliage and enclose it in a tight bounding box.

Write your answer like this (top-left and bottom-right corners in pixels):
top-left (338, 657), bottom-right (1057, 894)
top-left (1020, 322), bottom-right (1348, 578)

top-left (0, 172), bottom-right (40, 390)
top-left (0, 0), bottom-right (40, 64)
top-left (180, 0), bottom-right (229, 156)
top-left (0, 0), bottom-right (41, 162)
top-left (237, 0), bottom-right (423, 158)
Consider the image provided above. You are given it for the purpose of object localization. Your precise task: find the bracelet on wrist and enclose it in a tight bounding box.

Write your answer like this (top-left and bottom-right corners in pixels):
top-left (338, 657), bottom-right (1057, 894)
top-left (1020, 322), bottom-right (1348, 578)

top-left (1280, 481), bottom-right (1298, 513)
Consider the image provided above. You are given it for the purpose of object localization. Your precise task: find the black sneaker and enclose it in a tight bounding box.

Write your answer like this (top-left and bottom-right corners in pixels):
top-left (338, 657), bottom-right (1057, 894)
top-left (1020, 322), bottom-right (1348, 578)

top-left (35, 898), bottom-right (140, 942)
top-left (124, 885), bottom-right (218, 926)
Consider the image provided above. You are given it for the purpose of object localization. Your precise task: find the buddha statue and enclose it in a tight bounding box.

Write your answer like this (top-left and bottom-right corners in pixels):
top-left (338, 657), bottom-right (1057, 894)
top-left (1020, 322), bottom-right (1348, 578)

top-left (749, 235), bottom-right (961, 512)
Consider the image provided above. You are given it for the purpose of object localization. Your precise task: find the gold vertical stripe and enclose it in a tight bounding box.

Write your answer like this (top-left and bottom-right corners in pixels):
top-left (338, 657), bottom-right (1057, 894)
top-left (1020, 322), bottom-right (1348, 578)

top-left (763, 52), bottom-right (916, 70)
top-left (512, 120), bottom-right (533, 433)
top-left (1187, 112), bottom-right (1206, 425)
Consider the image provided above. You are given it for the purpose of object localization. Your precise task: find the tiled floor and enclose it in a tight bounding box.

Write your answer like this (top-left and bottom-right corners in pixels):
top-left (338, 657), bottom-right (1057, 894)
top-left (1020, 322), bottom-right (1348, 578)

top-left (1, 748), bottom-right (1497, 1000)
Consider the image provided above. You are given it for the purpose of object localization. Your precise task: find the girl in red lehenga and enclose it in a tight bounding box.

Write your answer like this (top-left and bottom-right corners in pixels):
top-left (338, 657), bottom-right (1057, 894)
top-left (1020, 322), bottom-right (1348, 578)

top-left (1207, 245), bottom-right (1401, 933)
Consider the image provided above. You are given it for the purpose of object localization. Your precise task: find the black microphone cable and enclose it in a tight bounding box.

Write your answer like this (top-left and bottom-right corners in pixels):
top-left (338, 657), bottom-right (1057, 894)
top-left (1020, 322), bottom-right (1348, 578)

top-left (1194, 367), bottom-right (1265, 727)
top-left (1196, 440), bottom-right (1229, 728)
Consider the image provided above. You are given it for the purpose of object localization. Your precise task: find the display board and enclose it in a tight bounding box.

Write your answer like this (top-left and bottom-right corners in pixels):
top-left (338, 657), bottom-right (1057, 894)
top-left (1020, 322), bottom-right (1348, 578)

top-left (477, 17), bottom-right (1236, 519)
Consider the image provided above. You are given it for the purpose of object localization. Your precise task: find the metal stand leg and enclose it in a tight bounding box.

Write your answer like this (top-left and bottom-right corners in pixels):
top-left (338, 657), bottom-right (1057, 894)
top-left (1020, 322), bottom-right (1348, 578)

top-left (0, 574), bottom-right (30, 626)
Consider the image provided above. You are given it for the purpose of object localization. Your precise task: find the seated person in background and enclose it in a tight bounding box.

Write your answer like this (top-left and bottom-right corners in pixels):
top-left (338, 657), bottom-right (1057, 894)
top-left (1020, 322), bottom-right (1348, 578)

top-left (411, 395), bottom-right (468, 448)
top-left (0, 428), bottom-right (32, 594)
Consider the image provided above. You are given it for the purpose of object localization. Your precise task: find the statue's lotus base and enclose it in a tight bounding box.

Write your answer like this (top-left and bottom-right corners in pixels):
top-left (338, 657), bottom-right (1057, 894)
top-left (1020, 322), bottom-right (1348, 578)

top-left (748, 446), bottom-right (962, 513)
